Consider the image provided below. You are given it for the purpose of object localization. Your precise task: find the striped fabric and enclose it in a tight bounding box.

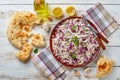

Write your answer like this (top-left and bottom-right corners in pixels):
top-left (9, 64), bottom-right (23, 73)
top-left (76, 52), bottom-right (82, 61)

top-left (32, 47), bottom-right (70, 80)
top-left (32, 2), bottom-right (118, 80)
top-left (85, 2), bottom-right (118, 38)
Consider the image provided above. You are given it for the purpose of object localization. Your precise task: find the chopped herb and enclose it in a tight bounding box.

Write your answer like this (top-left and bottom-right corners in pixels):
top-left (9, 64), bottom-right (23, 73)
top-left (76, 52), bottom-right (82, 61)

top-left (34, 48), bottom-right (38, 54)
top-left (72, 36), bottom-right (79, 46)
top-left (65, 38), bottom-right (69, 41)
top-left (84, 29), bottom-right (89, 32)
top-left (71, 54), bottom-right (76, 59)
top-left (72, 26), bottom-right (76, 31)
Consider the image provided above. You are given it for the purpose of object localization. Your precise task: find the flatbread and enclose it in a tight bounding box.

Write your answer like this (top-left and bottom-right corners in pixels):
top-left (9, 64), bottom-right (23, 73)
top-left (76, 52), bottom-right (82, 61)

top-left (16, 43), bottom-right (32, 62)
top-left (7, 11), bottom-right (40, 49)
top-left (96, 56), bottom-right (114, 78)
top-left (31, 33), bottom-right (45, 47)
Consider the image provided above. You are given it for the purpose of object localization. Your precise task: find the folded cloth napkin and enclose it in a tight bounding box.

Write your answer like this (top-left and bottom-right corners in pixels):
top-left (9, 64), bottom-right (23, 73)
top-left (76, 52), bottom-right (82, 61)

top-left (85, 2), bottom-right (118, 38)
top-left (32, 2), bottom-right (118, 80)
top-left (32, 47), bottom-right (71, 80)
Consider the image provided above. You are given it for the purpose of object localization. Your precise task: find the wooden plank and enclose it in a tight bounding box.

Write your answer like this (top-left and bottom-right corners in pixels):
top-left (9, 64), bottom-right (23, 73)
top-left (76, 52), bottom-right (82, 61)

top-left (87, 46), bottom-right (120, 66)
top-left (0, 0), bottom-right (120, 5)
top-left (0, 67), bottom-right (47, 80)
top-left (0, 46), bottom-right (120, 68)
top-left (0, 46), bottom-right (120, 79)
top-left (0, 63), bottom-right (120, 80)
top-left (1, 27), bottom-right (120, 46)
top-left (106, 28), bottom-right (120, 47)
top-left (66, 67), bottom-right (120, 80)
top-left (0, 17), bottom-right (120, 46)
top-left (0, 2), bottom-right (120, 80)
top-left (0, 5), bottom-right (120, 23)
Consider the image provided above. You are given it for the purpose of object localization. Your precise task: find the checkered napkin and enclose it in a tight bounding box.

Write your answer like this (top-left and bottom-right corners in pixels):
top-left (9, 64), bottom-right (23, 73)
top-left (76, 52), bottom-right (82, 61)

top-left (85, 2), bottom-right (118, 38)
top-left (32, 2), bottom-right (118, 80)
top-left (32, 47), bottom-right (70, 80)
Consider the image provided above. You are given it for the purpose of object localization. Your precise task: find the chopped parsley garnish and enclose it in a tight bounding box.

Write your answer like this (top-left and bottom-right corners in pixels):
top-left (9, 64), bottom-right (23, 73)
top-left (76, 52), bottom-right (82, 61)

top-left (72, 36), bottom-right (79, 46)
top-left (65, 38), bottom-right (69, 41)
top-left (34, 48), bottom-right (38, 54)
top-left (84, 29), bottom-right (89, 32)
top-left (71, 54), bottom-right (76, 59)
top-left (72, 26), bottom-right (76, 31)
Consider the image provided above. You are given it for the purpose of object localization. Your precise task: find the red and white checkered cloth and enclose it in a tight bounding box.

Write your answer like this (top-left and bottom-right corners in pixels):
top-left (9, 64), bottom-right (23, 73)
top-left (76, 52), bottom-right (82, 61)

top-left (32, 2), bottom-right (118, 80)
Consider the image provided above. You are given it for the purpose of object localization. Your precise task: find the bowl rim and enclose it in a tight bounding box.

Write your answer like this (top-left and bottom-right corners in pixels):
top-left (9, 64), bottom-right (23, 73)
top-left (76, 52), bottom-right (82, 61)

top-left (49, 16), bottom-right (100, 67)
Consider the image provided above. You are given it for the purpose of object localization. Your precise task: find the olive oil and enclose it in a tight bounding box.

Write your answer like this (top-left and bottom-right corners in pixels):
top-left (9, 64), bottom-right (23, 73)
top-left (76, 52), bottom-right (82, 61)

top-left (34, 0), bottom-right (49, 19)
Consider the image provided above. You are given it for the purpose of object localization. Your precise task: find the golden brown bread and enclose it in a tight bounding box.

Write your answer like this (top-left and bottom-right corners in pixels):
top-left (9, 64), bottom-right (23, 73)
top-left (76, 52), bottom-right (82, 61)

top-left (31, 33), bottom-right (45, 47)
top-left (7, 11), bottom-right (40, 49)
top-left (96, 56), bottom-right (114, 78)
top-left (16, 43), bottom-right (32, 62)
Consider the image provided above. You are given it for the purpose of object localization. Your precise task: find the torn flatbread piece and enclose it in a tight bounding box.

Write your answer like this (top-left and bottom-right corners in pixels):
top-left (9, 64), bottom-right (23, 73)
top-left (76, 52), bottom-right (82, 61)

top-left (7, 11), bottom-right (40, 49)
top-left (31, 33), bottom-right (45, 47)
top-left (16, 43), bottom-right (32, 62)
top-left (96, 56), bottom-right (114, 78)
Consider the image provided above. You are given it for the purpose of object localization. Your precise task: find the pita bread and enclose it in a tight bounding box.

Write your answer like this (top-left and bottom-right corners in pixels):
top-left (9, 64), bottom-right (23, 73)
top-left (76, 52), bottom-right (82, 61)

top-left (31, 33), bottom-right (45, 47)
top-left (96, 56), bottom-right (114, 78)
top-left (7, 11), bottom-right (40, 49)
top-left (16, 43), bottom-right (32, 62)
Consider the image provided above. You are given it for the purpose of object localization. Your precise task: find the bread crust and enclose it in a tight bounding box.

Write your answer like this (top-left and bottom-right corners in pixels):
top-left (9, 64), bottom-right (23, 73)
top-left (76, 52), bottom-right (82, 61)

top-left (7, 11), bottom-right (40, 49)
top-left (96, 56), bottom-right (114, 78)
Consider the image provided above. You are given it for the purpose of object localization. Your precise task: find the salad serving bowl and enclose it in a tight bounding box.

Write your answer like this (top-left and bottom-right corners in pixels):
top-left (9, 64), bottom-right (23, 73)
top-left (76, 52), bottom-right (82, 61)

top-left (50, 17), bottom-right (100, 67)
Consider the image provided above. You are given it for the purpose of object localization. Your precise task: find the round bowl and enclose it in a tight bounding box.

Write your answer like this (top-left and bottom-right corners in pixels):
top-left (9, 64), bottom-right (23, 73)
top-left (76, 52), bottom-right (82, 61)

top-left (50, 16), bottom-right (100, 67)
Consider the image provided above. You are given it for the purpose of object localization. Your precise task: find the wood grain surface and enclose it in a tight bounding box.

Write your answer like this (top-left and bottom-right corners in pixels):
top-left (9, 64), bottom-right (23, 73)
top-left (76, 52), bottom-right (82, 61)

top-left (0, 0), bottom-right (120, 80)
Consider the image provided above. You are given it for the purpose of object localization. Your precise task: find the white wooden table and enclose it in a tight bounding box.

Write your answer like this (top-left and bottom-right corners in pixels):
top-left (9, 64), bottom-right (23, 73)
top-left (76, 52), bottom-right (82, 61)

top-left (0, 0), bottom-right (120, 80)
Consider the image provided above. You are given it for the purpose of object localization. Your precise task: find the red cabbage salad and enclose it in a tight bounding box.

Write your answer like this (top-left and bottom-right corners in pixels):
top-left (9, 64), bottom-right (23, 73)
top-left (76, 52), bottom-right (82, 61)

top-left (51, 18), bottom-right (99, 66)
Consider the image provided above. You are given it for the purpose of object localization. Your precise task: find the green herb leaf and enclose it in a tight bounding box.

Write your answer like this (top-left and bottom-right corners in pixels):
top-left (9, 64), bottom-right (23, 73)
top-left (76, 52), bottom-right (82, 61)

top-left (65, 38), bottom-right (69, 41)
top-left (34, 48), bottom-right (38, 54)
top-left (71, 54), bottom-right (76, 59)
top-left (72, 26), bottom-right (76, 31)
top-left (84, 29), bottom-right (89, 32)
top-left (72, 36), bottom-right (79, 46)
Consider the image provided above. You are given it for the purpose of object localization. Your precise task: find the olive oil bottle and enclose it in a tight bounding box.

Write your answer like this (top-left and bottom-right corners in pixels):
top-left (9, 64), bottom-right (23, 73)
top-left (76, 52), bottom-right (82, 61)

top-left (34, 0), bottom-right (49, 19)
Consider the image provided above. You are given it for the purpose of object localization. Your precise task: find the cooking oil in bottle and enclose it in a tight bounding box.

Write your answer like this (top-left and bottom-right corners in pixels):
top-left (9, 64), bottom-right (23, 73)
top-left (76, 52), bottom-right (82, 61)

top-left (34, 0), bottom-right (49, 19)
